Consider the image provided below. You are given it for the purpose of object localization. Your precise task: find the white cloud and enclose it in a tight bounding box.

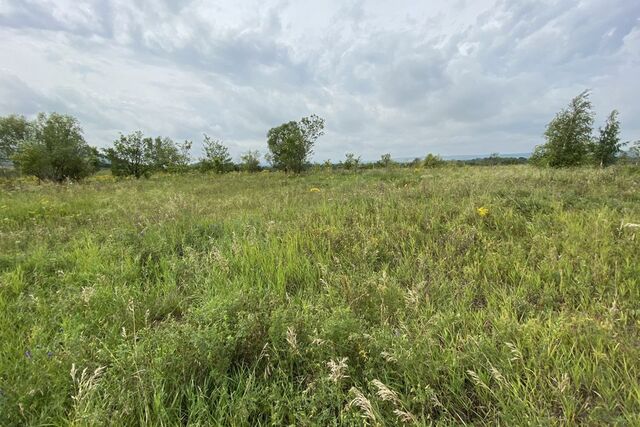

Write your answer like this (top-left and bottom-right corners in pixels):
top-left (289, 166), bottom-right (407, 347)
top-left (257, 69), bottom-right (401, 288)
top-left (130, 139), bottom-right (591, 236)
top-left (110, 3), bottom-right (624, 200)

top-left (0, 0), bottom-right (638, 161)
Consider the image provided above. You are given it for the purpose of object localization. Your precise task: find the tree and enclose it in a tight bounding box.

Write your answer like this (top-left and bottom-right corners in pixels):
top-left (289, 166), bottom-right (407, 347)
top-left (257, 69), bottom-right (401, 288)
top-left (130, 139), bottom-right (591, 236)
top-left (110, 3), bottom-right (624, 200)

top-left (0, 114), bottom-right (30, 164)
top-left (105, 131), bottom-right (153, 178)
top-left (378, 153), bottom-right (395, 168)
top-left (537, 90), bottom-right (594, 167)
top-left (12, 113), bottom-right (97, 181)
top-left (266, 114), bottom-right (325, 173)
top-left (343, 153), bottom-right (360, 170)
top-left (423, 153), bottom-right (444, 168)
top-left (630, 141), bottom-right (640, 159)
top-left (239, 150), bottom-right (261, 172)
top-left (592, 110), bottom-right (622, 167)
top-left (149, 136), bottom-right (191, 172)
top-left (201, 135), bottom-right (233, 173)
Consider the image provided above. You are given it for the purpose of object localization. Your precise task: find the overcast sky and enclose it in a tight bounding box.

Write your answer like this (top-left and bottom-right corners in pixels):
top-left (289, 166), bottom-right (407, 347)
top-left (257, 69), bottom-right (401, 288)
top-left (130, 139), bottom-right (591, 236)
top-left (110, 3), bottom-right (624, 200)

top-left (0, 0), bottom-right (638, 161)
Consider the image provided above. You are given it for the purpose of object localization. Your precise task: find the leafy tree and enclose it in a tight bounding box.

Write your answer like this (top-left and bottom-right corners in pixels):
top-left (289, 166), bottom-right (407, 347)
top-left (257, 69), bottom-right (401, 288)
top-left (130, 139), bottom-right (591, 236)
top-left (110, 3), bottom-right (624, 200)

top-left (201, 135), bottom-right (233, 173)
top-left (12, 113), bottom-right (97, 181)
top-left (536, 90), bottom-right (594, 167)
top-left (0, 114), bottom-right (30, 164)
top-left (149, 136), bottom-right (191, 172)
top-left (409, 157), bottom-right (423, 167)
top-left (105, 131), bottom-right (153, 178)
top-left (423, 153), bottom-right (445, 168)
top-left (343, 153), bottom-right (360, 170)
top-left (239, 150), bottom-right (261, 172)
top-left (378, 153), bottom-right (395, 168)
top-left (266, 114), bottom-right (325, 173)
top-left (592, 110), bottom-right (622, 167)
top-left (630, 141), bottom-right (640, 159)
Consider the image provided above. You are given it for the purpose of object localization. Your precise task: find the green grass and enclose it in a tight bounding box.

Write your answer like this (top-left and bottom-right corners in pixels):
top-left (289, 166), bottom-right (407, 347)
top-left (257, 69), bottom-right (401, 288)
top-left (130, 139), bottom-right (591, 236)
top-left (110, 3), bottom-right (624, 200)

top-left (1, 165), bottom-right (639, 425)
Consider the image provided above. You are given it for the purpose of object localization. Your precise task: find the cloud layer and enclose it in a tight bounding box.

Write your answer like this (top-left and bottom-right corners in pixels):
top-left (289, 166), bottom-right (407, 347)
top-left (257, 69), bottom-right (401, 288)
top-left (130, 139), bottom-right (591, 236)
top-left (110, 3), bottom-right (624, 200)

top-left (1, 0), bottom-right (639, 161)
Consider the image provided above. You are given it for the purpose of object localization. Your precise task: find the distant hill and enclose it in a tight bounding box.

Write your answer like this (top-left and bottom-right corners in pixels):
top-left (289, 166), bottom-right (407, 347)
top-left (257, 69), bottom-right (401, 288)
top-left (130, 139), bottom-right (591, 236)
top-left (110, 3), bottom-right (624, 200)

top-left (372, 153), bottom-right (532, 164)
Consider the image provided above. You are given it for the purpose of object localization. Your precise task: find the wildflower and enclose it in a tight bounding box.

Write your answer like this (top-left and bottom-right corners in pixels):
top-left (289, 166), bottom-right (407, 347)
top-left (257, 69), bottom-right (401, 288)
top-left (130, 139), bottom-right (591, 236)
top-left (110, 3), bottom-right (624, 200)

top-left (476, 207), bottom-right (489, 217)
top-left (309, 187), bottom-right (321, 193)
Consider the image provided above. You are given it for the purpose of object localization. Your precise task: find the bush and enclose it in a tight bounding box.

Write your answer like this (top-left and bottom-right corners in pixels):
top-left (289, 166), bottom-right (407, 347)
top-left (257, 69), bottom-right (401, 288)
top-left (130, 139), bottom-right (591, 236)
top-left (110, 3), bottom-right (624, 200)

top-left (0, 114), bottom-right (29, 165)
top-left (423, 153), bottom-right (444, 168)
top-left (342, 153), bottom-right (360, 170)
top-left (240, 150), bottom-right (261, 172)
top-left (105, 132), bottom-right (190, 178)
top-left (201, 135), bottom-right (233, 173)
top-left (105, 131), bottom-right (154, 178)
top-left (12, 113), bottom-right (97, 182)
top-left (377, 153), bottom-right (396, 168)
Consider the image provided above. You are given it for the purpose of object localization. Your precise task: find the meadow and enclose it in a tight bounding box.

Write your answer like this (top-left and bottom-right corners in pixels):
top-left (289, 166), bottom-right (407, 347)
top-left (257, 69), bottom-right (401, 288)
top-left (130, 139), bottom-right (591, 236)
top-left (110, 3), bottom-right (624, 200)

top-left (1, 165), bottom-right (639, 425)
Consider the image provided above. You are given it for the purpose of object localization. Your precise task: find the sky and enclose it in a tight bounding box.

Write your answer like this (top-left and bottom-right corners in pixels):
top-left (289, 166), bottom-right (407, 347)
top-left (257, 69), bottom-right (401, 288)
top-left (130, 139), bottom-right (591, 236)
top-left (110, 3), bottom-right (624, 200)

top-left (0, 0), bottom-right (639, 162)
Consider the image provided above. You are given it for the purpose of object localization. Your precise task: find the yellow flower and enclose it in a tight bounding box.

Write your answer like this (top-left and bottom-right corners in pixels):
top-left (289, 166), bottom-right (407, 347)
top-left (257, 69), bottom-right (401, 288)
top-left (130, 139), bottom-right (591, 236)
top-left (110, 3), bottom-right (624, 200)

top-left (309, 187), bottom-right (321, 193)
top-left (476, 207), bottom-right (489, 217)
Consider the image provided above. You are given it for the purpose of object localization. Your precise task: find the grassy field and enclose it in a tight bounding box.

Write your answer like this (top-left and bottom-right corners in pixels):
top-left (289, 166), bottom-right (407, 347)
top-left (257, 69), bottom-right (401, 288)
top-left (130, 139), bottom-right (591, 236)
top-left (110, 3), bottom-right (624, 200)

top-left (1, 165), bottom-right (639, 425)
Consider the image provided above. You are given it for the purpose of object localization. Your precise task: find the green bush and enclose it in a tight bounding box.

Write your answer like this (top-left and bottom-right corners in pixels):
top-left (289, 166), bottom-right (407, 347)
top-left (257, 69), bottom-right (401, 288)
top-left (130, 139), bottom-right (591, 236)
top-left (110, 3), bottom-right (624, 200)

top-left (12, 113), bottom-right (97, 182)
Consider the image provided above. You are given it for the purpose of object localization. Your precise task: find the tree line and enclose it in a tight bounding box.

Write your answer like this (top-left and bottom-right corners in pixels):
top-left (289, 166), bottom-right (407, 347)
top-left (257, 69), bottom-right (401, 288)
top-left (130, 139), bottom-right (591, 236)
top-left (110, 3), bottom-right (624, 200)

top-left (1, 92), bottom-right (637, 182)
top-left (0, 113), bottom-right (326, 181)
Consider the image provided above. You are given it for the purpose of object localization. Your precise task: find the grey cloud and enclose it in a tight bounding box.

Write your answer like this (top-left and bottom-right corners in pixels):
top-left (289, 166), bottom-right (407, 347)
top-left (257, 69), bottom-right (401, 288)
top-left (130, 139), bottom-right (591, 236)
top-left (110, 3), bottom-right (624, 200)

top-left (0, 0), bottom-right (639, 161)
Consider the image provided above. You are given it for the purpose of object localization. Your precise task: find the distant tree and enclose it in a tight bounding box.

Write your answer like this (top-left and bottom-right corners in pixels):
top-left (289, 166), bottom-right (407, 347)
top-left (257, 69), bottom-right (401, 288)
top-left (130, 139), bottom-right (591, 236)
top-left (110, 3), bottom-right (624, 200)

top-left (423, 153), bottom-right (445, 168)
top-left (378, 153), bottom-right (395, 168)
top-left (343, 153), bottom-right (360, 170)
top-left (201, 135), bottom-right (233, 173)
top-left (149, 136), bottom-right (191, 172)
top-left (536, 90), bottom-right (594, 167)
top-left (409, 157), bottom-right (423, 167)
top-left (239, 150), bottom-right (261, 172)
top-left (12, 113), bottom-right (97, 181)
top-left (266, 114), bottom-right (325, 173)
top-left (105, 131), bottom-right (153, 178)
top-left (0, 114), bottom-right (30, 164)
top-left (630, 141), bottom-right (640, 159)
top-left (177, 140), bottom-right (193, 172)
top-left (591, 110), bottom-right (622, 167)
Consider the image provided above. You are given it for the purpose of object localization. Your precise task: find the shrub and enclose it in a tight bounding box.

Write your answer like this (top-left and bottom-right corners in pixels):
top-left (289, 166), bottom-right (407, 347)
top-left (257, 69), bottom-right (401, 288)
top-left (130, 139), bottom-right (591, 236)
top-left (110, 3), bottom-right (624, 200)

top-left (378, 153), bottom-right (395, 168)
top-left (12, 113), bottom-right (97, 182)
top-left (342, 153), bottom-right (361, 170)
top-left (201, 135), bottom-right (233, 173)
top-left (0, 114), bottom-right (29, 165)
top-left (149, 137), bottom-right (191, 173)
top-left (423, 153), bottom-right (444, 168)
top-left (239, 150), bottom-right (261, 172)
top-left (105, 131), bottom-right (154, 178)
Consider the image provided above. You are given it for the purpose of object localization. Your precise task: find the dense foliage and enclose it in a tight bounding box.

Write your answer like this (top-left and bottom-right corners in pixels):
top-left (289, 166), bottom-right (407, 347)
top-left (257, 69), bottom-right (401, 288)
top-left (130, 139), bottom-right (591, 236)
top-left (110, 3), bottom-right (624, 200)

top-left (11, 113), bottom-right (97, 182)
top-left (105, 132), bottom-right (191, 178)
top-left (592, 110), bottom-right (622, 167)
top-left (532, 91), bottom-right (624, 168)
top-left (0, 114), bottom-right (29, 163)
top-left (266, 114), bottom-right (325, 173)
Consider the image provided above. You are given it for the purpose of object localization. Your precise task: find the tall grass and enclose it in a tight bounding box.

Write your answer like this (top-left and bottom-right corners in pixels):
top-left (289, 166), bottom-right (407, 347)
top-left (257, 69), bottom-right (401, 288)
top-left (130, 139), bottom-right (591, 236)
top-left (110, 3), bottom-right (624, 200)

top-left (1, 165), bottom-right (639, 425)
